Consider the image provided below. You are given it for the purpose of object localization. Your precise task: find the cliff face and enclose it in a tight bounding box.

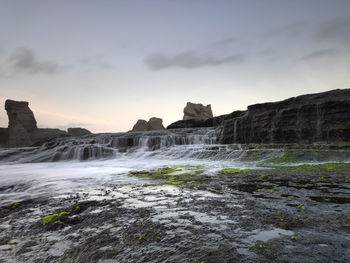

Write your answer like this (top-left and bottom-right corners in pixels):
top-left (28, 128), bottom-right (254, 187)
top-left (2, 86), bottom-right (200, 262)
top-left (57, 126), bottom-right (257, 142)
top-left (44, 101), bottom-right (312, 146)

top-left (220, 89), bottom-right (350, 144)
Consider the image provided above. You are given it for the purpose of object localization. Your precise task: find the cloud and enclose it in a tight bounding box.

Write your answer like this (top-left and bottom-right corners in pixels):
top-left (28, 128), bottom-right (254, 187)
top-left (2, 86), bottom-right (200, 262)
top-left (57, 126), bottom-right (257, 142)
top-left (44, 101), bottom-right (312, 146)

top-left (9, 48), bottom-right (59, 74)
top-left (316, 18), bottom-right (350, 42)
top-left (78, 57), bottom-right (113, 70)
top-left (298, 49), bottom-right (337, 61)
top-left (144, 51), bottom-right (246, 70)
top-left (263, 22), bottom-right (307, 39)
top-left (214, 37), bottom-right (240, 46)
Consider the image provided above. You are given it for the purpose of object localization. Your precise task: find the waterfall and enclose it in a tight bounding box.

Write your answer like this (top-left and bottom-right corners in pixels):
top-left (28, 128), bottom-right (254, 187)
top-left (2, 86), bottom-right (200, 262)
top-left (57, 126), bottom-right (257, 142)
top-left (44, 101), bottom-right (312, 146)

top-left (233, 119), bottom-right (238, 143)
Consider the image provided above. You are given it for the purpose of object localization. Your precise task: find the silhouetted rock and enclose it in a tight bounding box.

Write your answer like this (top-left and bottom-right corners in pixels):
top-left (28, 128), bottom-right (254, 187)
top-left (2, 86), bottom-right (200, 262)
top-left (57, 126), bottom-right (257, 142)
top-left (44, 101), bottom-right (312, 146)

top-left (220, 89), bottom-right (350, 144)
top-left (0, 128), bottom-right (9, 146)
top-left (132, 118), bottom-right (165, 132)
top-left (1, 99), bottom-right (69, 147)
top-left (183, 102), bottom-right (213, 120)
top-left (68, 127), bottom-right (92, 137)
top-left (5, 100), bottom-right (37, 131)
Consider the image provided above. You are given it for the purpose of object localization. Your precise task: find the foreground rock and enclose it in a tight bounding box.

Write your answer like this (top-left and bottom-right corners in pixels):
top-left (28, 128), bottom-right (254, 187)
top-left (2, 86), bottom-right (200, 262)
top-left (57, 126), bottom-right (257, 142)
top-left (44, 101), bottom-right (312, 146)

top-left (183, 102), bottom-right (213, 120)
top-left (1, 157), bottom-right (349, 263)
top-left (220, 89), bottom-right (350, 144)
top-left (132, 117), bottom-right (165, 132)
top-left (67, 127), bottom-right (92, 137)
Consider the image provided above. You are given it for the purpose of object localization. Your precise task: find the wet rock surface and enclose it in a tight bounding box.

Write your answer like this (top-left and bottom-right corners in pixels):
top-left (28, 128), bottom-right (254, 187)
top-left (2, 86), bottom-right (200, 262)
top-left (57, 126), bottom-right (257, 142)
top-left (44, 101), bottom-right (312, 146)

top-left (1, 163), bottom-right (350, 263)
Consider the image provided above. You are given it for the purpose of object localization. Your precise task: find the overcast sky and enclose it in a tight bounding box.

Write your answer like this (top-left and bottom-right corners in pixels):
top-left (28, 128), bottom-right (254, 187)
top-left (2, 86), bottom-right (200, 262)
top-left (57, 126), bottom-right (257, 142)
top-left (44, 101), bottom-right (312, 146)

top-left (1, 0), bottom-right (350, 132)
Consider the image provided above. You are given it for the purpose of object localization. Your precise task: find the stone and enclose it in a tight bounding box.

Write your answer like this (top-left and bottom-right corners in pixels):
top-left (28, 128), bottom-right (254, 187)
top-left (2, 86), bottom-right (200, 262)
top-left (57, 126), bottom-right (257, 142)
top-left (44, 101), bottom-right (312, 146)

top-left (183, 102), bottom-right (213, 120)
top-left (219, 89), bottom-right (350, 144)
top-left (132, 119), bottom-right (149, 132)
top-left (67, 127), bottom-right (92, 137)
top-left (148, 117), bottom-right (164, 130)
top-left (0, 99), bottom-right (69, 147)
top-left (5, 100), bottom-right (37, 131)
top-left (132, 118), bottom-right (165, 132)
top-left (0, 128), bottom-right (9, 146)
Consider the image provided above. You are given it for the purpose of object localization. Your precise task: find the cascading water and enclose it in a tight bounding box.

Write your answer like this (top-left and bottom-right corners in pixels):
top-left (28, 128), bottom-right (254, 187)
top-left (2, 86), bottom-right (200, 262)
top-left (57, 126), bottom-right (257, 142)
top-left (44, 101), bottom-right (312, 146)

top-left (0, 127), bottom-right (221, 163)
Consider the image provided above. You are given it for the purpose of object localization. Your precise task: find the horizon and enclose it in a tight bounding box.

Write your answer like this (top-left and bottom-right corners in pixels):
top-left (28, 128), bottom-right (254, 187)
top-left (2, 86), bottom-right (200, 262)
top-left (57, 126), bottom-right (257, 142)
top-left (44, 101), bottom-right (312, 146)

top-left (0, 87), bottom-right (348, 133)
top-left (1, 0), bottom-right (350, 133)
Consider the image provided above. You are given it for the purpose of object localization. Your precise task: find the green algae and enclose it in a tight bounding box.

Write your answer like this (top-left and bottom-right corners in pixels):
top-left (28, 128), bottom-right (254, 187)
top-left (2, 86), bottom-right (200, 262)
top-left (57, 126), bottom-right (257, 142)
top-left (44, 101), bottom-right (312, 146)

top-left (42, 211), bottom-right (70, 226)
top-left (291, 235), bottom-right (301, 241)
top-left (221, 168), bottom-right (251, 174)
top-left (129, 166), bottom-right (208, 185)
top-left (42, 206), bottom-right (80, 226)
top-left (11, 202), bottom-right (21, 209)
top-left (297, 205), bottom-right (307, 210)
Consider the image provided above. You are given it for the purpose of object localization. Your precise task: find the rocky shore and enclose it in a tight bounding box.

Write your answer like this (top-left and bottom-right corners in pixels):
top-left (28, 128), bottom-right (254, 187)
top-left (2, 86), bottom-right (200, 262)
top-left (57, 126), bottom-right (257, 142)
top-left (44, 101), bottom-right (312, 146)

top-left (1, 153), bottom-right (349, 262)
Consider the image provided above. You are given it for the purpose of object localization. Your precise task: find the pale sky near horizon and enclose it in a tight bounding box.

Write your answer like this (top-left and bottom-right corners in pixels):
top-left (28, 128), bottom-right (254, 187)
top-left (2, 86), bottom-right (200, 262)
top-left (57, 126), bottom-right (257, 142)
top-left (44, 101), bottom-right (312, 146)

top-left (1, 0), bottom-right (350, 133)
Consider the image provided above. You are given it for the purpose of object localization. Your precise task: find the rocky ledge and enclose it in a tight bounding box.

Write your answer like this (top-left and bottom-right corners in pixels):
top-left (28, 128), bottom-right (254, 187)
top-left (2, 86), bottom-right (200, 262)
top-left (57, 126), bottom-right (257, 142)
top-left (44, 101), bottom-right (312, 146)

top-left (168, 89), bottom-right (350, 144)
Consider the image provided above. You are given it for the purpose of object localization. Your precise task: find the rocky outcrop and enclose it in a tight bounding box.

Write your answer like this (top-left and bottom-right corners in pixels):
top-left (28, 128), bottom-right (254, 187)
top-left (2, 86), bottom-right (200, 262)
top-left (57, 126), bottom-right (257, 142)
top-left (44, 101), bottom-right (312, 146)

top-left (220, 89), bottom-right (350, 144)
top-left (68, 127), bottom-right (92, 137)
top-left (0, 99), bottom-right (70, 147)
top-left (0, 128), bottom-right (9, 146)
top-left (168, 111), bottom-right (245, 129)
top-left (183, 102), bottom-right (213, 120)
top-left (132, 117), bottom-right (165, 132)
top-left (5, 100), bottom-right (37, 131)
top-left (148, 117), bottom-right (165, 130)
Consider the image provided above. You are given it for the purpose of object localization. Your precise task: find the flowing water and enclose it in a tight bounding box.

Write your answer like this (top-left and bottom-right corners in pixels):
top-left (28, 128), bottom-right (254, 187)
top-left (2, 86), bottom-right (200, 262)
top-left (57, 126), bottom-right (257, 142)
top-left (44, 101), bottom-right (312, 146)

top-left (0, 127), bottom-right (271, 206)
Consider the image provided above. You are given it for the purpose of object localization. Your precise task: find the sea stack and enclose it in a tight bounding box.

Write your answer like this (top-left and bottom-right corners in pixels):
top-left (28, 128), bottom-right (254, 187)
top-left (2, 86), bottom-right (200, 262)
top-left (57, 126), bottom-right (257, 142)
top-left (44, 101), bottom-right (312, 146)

top-left (183, 102), bottom-right (213, 120)
top-left (132, 117), bottom-right (165, 132)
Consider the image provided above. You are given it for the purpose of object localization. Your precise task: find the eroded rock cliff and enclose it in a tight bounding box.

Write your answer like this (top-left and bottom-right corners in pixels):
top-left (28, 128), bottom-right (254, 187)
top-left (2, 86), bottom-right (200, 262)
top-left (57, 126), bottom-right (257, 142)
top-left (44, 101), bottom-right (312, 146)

top-left (220, 89), bottom-right (350, 144)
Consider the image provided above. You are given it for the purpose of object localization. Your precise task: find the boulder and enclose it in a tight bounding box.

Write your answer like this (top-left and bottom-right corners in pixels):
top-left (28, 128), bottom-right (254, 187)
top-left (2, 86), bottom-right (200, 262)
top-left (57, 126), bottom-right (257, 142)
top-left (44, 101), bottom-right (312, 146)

top-left (132, 118), bottom-right (165, 132)
top-left (219, 89), bottom-right (350, 144)
top-left (68, 127), bottom-right (92, 137)
top-left (132, 120), bottom-right (149, 132)
top-left (148, 117), bottom-right (164, 130)
top-left (5, 100), bottom-right (37, 131)
top-left (183, 102), bottom-right (213, 120)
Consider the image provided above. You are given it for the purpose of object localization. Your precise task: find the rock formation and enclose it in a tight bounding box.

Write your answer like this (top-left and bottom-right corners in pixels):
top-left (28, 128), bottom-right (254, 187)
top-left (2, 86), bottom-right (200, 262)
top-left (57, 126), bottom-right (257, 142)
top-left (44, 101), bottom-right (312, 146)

top-left (148, 117), bottom-right (165, 130)
top-left (132, 117), bottom-right (165, 132)
top-left (0, 99), bottom-right (93, 147)
top-left (5, 100), bottom-right (37, 131)
top-left (68, 127), bottom-right (92, 137)
top-left (220, 89), bottom-right (350, 144)
top-left (183, 102), bottom-right (213, 120)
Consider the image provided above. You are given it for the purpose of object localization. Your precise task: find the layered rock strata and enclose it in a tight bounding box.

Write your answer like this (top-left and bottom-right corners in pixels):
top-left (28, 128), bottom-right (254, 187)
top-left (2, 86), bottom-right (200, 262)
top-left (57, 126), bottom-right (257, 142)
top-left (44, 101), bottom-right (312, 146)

top-left (220, 89), bottom-right (350, 144)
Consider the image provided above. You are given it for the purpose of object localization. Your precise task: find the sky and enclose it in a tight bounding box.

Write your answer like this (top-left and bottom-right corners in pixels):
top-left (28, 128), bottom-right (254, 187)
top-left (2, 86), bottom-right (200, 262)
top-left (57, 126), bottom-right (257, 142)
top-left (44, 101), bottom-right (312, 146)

top-left (0, 0), bottom-right (350, 133)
